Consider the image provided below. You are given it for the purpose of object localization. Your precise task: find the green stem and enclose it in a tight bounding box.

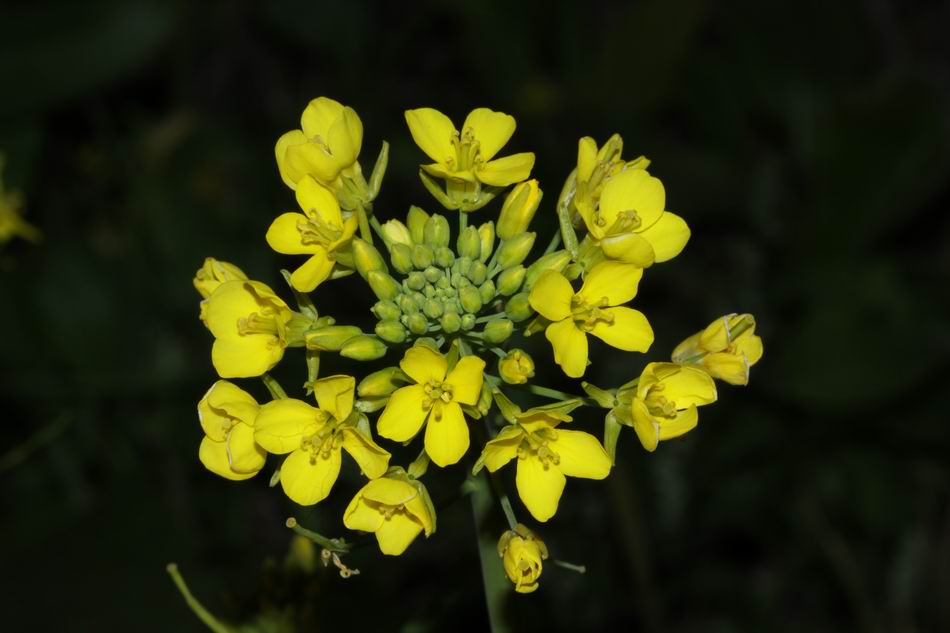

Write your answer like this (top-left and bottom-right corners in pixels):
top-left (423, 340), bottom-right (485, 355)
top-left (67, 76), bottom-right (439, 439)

top-left (285, 517), bottom-right (350, 553)
top-left (475, 313), bottom-right (508, 324)
top-left (542, 230), bottom-right (563, 255)
top-left (261, 373), bottom-right (288, 400)
top-left (459, 209), bottom-right (468, 233)
top-left (357, 205), bottom-right (373, 243)
top-left (166, 564), bottom-right (233, 633)
top-left (552, 559), bottom-right (587, 574)
top-left (489, 347), bottom-right (507, 360)
top-left (484, 374), bottom-right (592, 404)
top-left (485, 467), bottom-right (518, 531)
top-left (368, 214), bottom-right (387, 243)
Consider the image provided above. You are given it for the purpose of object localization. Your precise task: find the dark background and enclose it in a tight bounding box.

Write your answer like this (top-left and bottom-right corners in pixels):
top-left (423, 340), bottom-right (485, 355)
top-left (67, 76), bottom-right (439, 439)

top-left (1, 1), bottom-right (948, 631)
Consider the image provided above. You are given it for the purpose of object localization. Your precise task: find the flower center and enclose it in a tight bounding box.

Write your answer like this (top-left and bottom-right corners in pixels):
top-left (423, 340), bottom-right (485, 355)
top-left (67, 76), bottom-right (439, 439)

top-left (450, 127), bottom-right (483, 172)
top-left (236, 309), bottom-right (283, 339)
top-left (421, 379), bottom-right (454, 411)
top-left (517, 427), bottom-right (560, 469)
top-left (297, 214), bottom-right (342, 246)
top-left (570, 295), bottom-right (614, 332)
top-left (308, 133), bottom-right (332, 156)
top-left (301, 423), bottom-right (343, 464)
top-left (644, 383), bottom-right (677, 418)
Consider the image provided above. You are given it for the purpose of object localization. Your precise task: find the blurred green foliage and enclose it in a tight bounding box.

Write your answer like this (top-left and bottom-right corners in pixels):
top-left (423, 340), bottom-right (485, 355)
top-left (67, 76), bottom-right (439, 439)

top-left (1, 0), bottom-right (948, 631)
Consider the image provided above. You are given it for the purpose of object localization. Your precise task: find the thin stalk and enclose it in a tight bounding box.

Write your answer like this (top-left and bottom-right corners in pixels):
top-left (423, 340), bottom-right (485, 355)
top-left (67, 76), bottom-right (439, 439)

top-left (542, 230), bottom-right (563, 255)
top-left (285, 517), bottom-right (350, 553)
top-left (166, 564), bottom-right (233, 633)
top-left (261, 373), bottom-right (288, 399)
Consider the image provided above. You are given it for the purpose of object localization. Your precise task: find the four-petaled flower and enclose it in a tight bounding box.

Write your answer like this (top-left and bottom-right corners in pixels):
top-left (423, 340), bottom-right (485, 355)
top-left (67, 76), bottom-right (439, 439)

top-left (405, 107), bottom-right (535, 187)
top-left (498, 524), bottom-right (548, 594)
top-left (275, 96), bottom-right (363, 190)
top-left (529, 261), bottom-right (653, 378)
top-left (377, 346), bottom-right (485, 467)
top-left (197, 380), bottom-right (266, 480)
top-left (672, 314), bottom-right (764, 385)
top-left (266, 175), bottom-right (358, 292)
top-left (254, 375), bottom-right (390, 505)
top-left (343, 470), bottom-right (436, 555)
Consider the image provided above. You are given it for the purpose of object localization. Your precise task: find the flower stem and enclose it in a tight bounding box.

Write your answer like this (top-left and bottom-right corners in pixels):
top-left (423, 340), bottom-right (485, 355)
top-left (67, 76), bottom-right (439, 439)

top-left (165, 564), bottom-right (233, 633)
top-left (357, 204), bottom-right (373, 243)
top-left (543, 230), bottom-right (563, 255)
top-left (552, 559), bottom-right (587, 574)
top-left (285, 517), bottom-right (350, 553)
top-left (261, 373), bottom-right (288, 399)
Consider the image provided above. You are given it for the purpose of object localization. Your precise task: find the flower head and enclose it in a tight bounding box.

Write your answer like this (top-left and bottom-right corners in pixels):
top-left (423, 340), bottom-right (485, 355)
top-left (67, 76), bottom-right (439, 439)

top-left (266, 175), bottom-right (358, 292)
top-left (343, 469), bottom-right (436, 555)
top-left (377, 346), bottom-right (485, 467)
top-left (254, 375), bottom-right (390, 505)
top-left (672, 314), bottom-right (763, 385)
top-left (476, 400), bottom-right (612, 522)
top-left (203, 279), bottom-right (294, 378)
top-left (197, 381), bottom-right (266, 480)
top-left (529, 261), bottom-right (653, 378)
top-left (193, 258), bottom-right (248, 299)
top-left (498, 524), bottom-right (548, 593)
top-left (498, 349), bottom-right (535, 385)
top-left (276, 97), bottom-right (363, 189)
top-left (620, 362), bottom-right (717, 452)
top-left (405, 107), bottom-right (534, 187)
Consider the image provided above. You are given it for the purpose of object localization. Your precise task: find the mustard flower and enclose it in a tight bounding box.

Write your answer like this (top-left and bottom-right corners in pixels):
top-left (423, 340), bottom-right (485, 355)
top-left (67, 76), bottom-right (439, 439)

top-left (376, 346), bottom-right (485, 467)
top-left (254, 375), bottom-right (390, 506)
top-left (275, 96), bottom-right (363, 189)
top-left (498, 349), bottom-right (535, 385)
top-left (343, 469), bottom-right (436, 555)
top-left (405, 107), bottom-right (534, 187)
top-left (529, 261), bottom-right (653, 378)
top-left (498, 524), bottom-right (548, 593)
top-left (197, 380), bottom-right (266, 480)
top-left (672, 314), bottom-right (764, 385)
top-left (193, 257), bottom-right (248, 299)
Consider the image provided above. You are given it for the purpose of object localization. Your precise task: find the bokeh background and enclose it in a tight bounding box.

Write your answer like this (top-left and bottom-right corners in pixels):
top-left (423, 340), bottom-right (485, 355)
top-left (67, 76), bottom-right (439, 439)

top-left (2, 1), bottom-right (949, 631)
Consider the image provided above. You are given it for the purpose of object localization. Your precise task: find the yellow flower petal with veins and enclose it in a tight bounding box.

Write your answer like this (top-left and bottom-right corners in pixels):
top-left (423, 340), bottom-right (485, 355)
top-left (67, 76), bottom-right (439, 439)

top-left (276, 97), bottom-right (364, 189)
top-left (280, 446), bottom-right (342, 506)
top-left (400, 345), bottom-right (447, 384)
top-left (544, 318), bottom-right (588, 379)
top-left (462, 108), bottom-right (516, 161)
top-left (577, 261), bottom-right (642, 306)
top-left (254, 399), bottom-right (326, 454)
top-left (376, 384), bottom-right (429, 442)
top-left (550, 430), bottom-right (612, 479)
top-left (424, 401), bottom-right (469, 467)
top-left (588, 306), bottom-right (653, 352)
top-left (343, 474), bottom-right (436, 555)
top-left (516, 455), bottom-right (566, 522)
top-left (528, 270), bottom-right (574, 321)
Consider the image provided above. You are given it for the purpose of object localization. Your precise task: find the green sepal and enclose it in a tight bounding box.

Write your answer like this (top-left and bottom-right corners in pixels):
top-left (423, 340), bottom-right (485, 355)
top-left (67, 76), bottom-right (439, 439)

top-left (367, 141), bottom-right (389, 201)
top-left (603, 409), bottom-right (623, 464)
top-left (419, 169), bottom-right (457, 210)
top-left (581, 381), bottom-right (618, 409)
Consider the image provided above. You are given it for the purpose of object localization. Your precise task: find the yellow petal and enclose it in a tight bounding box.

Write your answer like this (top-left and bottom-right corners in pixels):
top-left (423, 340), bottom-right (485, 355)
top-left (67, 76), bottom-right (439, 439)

top-left (578, 261), bottom-right (643, 306)
top-left (528, 270), bottom-right (574, 321)
top-left (376, 384), bottom-right (430, 442)
top-left (424, 401), bottom-right (470, 467)
top-left (478, 426), bottom-right (523, 472)
top-left (300, 96), bottom-right (345, 137)
top-left (199, 436), bottom-right (256, 481)
top-left (516, 455), bottom-right (566, 522)
top-left (639, 212), bottom-right (690, 263)
top-left (444, 356), bottom-right (486, 406)
top-left (631, 399), bottom-right (659, 452)
top-left (658, 364), bottom-right (717, 406)
top-left (290, 250), bottom-right (334, 292)
top-left (295, 175), bottom-right (343, 227)
top-left (703, 353), bottom-right (750, 385)
top-left (198, 380), bottom-right (258, 441)
top-left (399, 345), bottom-right (447, 384)
top-left (478, 153), bottom-right (535, 187)
top-left (736, 333), bottom-right (764, 365)
top-left (545, 319), bottom-right (588, 378)
top-left (343, 496), bottom-right (385, 532)
top-left (284, 141), bottom-right (339, 186)
top-left (254, 399), bottom-right (324, 454)
top-left (375, 511), bottom-right (424, 556)
top-left (600, 232), bottom-right (655, 267)
top-left (599, 169), bottom-right (666, 230)
top-left (589, 307), bottom-right (654, 352)
top-left (405, 108), bottom-right (457, 164)
top-left (226, 422), bottom-right (267, 474)
top-left (341, 427), bottom-right (390, 479)
top-left (326, 106), bottom-right (363, 166)
top-left (266, 212), bottom-right (314, 255)
top-left (204, 281), bottom-right (257, 339)
top-left (671, 332), bottom-right (702, 363)
top-left (280, 447), bottom-right (341, 506)
top-left (421, 162), bottom-right (475, 182)
top-left (275, 129), bottom-right (307, 189)
top-left (657, 405), bottom-right (698, 441)
top-left (211, 335), bottom-right (282, 379)
top-left (576, 136), bottom-right (598, 183)
top-left (312, 374), bottom-right (355, 421)
top-left (463, 108), bottom-right (515, 161)
top-left (551, 430), bottom-right (611, 480)
top-left (360, 477), bottom-right (417, 505)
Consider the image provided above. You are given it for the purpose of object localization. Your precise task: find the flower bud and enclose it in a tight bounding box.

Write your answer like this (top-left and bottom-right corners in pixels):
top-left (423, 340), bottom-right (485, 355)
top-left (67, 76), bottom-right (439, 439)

top-left (375, 319), bottom-right (408, 344)
top-left (406, 205), bottom-right (429, 244)
top-left (193, 258), bottom-right (247, 298)
top-left (390, 243), bottom-right (414, 274)
top-left (407, 313), bottom-right (428, 335)
top-left (467, 261), bottom-right (488, 286)
top-left (305, 325), bottom-right (362, 351)
top-left (562, 262), bottom-right (582, 280)
top-left (398, 294), bottom-right (419, 315)
top-left (461, 314), bottom-right (476, 330)
top-left (524, 249), bottom-right (572, 291)
top-left (478, 222), bottom-right (495, 263)
top-left (440, 312), bottom-right (461, 333)
top-left (497, 265), bottom-right (526, 296)
top-left (372, 300), bottom-right (401, 321)
top-left (479, 280), bottom-right (496, 304)
top-left (423, 299), bottom-right (444, 319)
top-left (505, 292), bottom-right (534, 322)
top-left (457, 226), bottom-right (481, 260)
top-left (351, 238), bottom-right (388, 279)
top-left (454, 256), bottom-right (473, 277)
top-left (406, 271), bottom-right (426, 290)
top-left (423, 265), bottom-right (442, 284)
top-left (459, 285), bottom-right (483, 314)
top-left (424, 214), bottom-right (450, 248)
top-left (496, 232), bottom-right (536, 269)
top-left (340, 335), bottom-right (387, 361)
top-left (497, 180), bottom-right (542, 240)
top-left (435, 246), bottom-right (455, 267)
top-left (499, 349), bottom-right (535, 384)
top-left (498, 524), bottom-right (548, 594)
top-left (381, 219), bottom-right (412, 247)
top-left (358, 366), bottom-right (404, 397)
top-left (367, 270), bottom-right (401, 301)
top-left (411, 244), bottom-right (434, 269)
top-left (483, 319), bottom-right (514, 344)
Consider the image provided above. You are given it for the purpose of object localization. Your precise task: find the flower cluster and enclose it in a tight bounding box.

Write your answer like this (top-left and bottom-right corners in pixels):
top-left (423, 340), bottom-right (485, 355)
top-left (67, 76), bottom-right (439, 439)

top-left (193, 97), bottom-right (763, 594)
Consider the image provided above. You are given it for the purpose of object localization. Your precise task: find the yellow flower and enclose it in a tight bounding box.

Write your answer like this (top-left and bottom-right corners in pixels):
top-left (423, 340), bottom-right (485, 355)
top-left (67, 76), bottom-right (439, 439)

top-left (376, 346), bottom-right (485, 467)
top-left (343, 469), bottom-right (436, 555)
top-left (193, 258), bottom-right (248, 299)
top-left (265, 175), bottom-right (358, 292)
top-left (529, 261), bottom-right (653, 378)
top-left (197, 380), bottom-right (266, 480)
top-left (476, 402), bottom-right (612, 522)
top-left (672, 314), bottom-right (764, 385)
top-left (203, 279), bottom-right (294, 378)
top-left (498, 349), bottom-right (535, 385)
top-left (498, 524), bottom-right (548, 593)
top-left (254, 375), bottom-right (390, 505)
top-left (625, 362), bottom-right (717, 452)
top-left (404, 107), bottom-right (535, 187)
top-left (577, 167), bottom-right (690, 268)
top-left (0, 157), bottom-right (40, 245)
top-left (275, 97), bottom-right (363, 189)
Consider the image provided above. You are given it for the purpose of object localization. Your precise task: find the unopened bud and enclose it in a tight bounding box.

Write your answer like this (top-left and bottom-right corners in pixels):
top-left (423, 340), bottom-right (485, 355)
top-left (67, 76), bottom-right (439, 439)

top-left (435, 246), bottom-right (455, 267)
top-left (340, 335), bottom-right (387, 361)
top-left (423, 299), bottom-right (444, 319)
top-left (375, 319), bottom-right (408, 344)
top-left (468, 261), bottom-right (488, 286)
top-left (407, 313), bottom-right (428, 335)
top-left (424, 214), bottom-right (450, 248)
top-left (478, 222), bottom-right (495, 263)
top-left (440, 312), bottom-right (461, 333)
top-left (497, 180), bottom-right (542, 240)
top-left (423, 266), bottom-right (442, 284)
top-left (367, 270), bottom-right (401, 301)
top-left (496, 232), bottom-right (536, 269)
top-left (524, 250), bottom-right (572, 291)
top-left (381, 219), bottom-right (412, 247)
top-left (390, 243), bottom-right (413, 274)
top-left (406, 271), bottom-right (426, 290)
top-left (411, 244), bottom-right (434, 269)
top-left (483, 319), bottom-right (514, 344)
top-left (193, 258), bottom-right (247, 298)
top-left (499, 349), bottom-right (535, 384)
top-left (505, 292), bottom-right (534, 322)
top-left (457, 226), bottom-right (481, 260)
top-left (454, 256), bottom-right (473, 277)
top-left (372, 300), bottom-right (401, 321)
top-left (351, 238), bottom-right (388, 279)
top-left (479, 280), bottom-right (496, 303)
top-left (461, 314), bottom-right (476, 330)
top-left (358, 367), bottom-right (404, 397)
top-left (459, 286), bottom-right (483, 314)
top-left (407, 206), bottom-right (429, 244)
top-left (497, 265), bottom-right (526, 296)
top-left (305, 325), bottom-right (362, 351)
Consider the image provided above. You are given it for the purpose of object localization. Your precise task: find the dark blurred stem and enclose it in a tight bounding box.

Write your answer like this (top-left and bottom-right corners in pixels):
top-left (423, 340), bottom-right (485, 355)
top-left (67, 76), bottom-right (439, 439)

top-left (165, 564), bottom-right (233, 633)
top-left (486, 469), bottom-right (518, 531)
top-left (0, 414), bottom-right (71, 474)
top-left (543, 230), bottom-right (562, 255)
